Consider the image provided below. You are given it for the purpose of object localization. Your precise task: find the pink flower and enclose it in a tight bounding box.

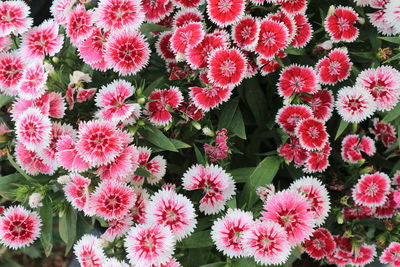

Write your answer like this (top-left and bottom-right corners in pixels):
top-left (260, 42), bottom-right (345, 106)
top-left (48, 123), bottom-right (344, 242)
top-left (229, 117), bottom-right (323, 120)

top-left (295, 118), bottom-right (328, 151)
top-left (341, 134), bottom-right (376, 163)
top-left (172, 9), bottom-right (203, 28)
top-left (170, 22), bottom-right (205, 54)
top-left (20, 19), bottom-right (63, 62)
top-left (316, 48), bottom-right (352, 85)
top-left (146, 189), bottom-right (197, 240)
top-left (207, 48), bottom-right (246, 87)
top-left (242, 220), bottom-right (291, 265)
top-left (384, 0), bottom-right (400, 33)
top-left (370, 118), bottom-right (397, 147)
top-left (64, 174), bottom-right (91, 211)
top-left (90, 180), bottom-right (136, 220)
top-left (141, 0), bottom-right (173, 23)
top-left (352, 172), bottom-right (391, 207)
top-left (124, 224), bottom-right (175, 267)
top-left (0, 1), bottom-right (32, 37)
top-left (0, 36), bottom-right (12, 52)
top-left (76, 88), bottom-right (97, 103)
top-left (15, 107), bottom-right (51, 152)
top-left (66, 6), bottom-right (94, 46)
top-left (300, 89), bottom-right (334, 122)
top-left (278, 65), bottom-right (318, 98)
top-left (268, 11), bottom-right (297, 43)
top-left (232, 16), bottom-right (260, 51)
top-left (96, 79), bottom-right (137, 123)
top-left (207, 0), bottom-right (245, 27)
top-left (374, 191), bottom-right (396, 218)
top-left (303, 142), bottom-right (331, 173)
top-left (392, 170), bottom-right (400, 187)
top-left (17, 62), bottom-right (47, 100)
top-left (186, 34), bottom-right (228, 69)
top-left (50, 0), bottom-right (75, 25)
top-left (304, 228), bottom-right (336, 259)
top-left (335, 86), bottom-right (377, 123)
top-left (190, 86), bottom-right (232, 111)
top-left (0, 206), bottom-right (41, 249)
top-left (380, 242), bottom-right (400, 266)
top-left (95, 0), bottom-right (144, 31)
top-left (78, 27), bottom-right (109, 69)
top-left (105, 29), bottom-right (150, 76)
top-left (278, 136), bottom-right (309, 167)
top-left (351, 245), bottom-right (376, 266)
top-left (101, 214), bottom-right (133, 242)
top-left (262, 190), bottom-right (316, 245)
top-left (177, 101), bottom-right (204, 121)
top-left (291, 13), bottom-right (313, 48)
top-left (325, 6), bottom-right (359, 42)
top-left (211, 209), bottom-right (253, 258)
top-left (173, 0), bottom-right (203, 9)
top-left (204, 128), bottom-right (229, 162)
top-left (156, 32), bottom-right (176, 62)
top-left (56, 135), bottom-right (90, 172)
top-left (130, 146), bottom-right (167, 185)
top-left (146, 87), bottom-right (183, 126)
top-left (276, 105), bottom-right (313, 135)
top-left (15, 142), bottom-right (56, 175)
top-left (0, 52), bottom-right (24, 96)
top-left (131, 187), bottom-right (150, 224)
top-left (290, 177), bottom-right (331, 226)
top-left (255, 19), bottom-right (289, 59)
top-left (76, 120), bottom-right (124, 166)
top-left (182, 164), bottom-right (236, 214)
top-left (356, 66), bottom-right (400, 111)
top-left (278, 0), bottom-right (307, 14)
top-left (257, 52), bottom-right (286, 76)
top-left (73, 235), bottom-right (106, 267)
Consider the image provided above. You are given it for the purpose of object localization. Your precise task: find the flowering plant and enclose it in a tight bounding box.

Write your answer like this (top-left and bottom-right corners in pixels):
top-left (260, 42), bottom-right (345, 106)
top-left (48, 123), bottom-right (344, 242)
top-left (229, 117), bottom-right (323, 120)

top-left (0, 0), bottom-right (399, 266)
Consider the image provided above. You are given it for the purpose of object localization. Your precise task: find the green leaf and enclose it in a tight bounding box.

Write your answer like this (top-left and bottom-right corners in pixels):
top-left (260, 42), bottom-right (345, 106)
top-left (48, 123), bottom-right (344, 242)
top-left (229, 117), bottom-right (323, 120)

top-left (59, 206), bottom-right (77, 255)
top-left (0, 94), bottom-right (14, 108)
top-left (218, 97), bottom-right (239, 130)
top-left (169, 139), bottom-right (191, 149)
top-left (139, 126), bottom-right (178, 152)
top-left (134, 167), bottom-right (155, 178)
top-left (0, 173), bottom-right (26, 199)
top-left (284, 46), bottom-right (306, 55)
top-left (200, 263), bottom-right (226, 267)
top-left (232, 257), bottom-right (262, 267)
top-left (140, 23), bottom-right (171, 34)
top-left (243, 79), bottom-right (268, 126)
top-left (143, 76), bottom-right (164, 97)
top-left (335, 120), bottom-right (349, 140)
top-left (6, 152), bottom-right (34, 182)
top-left (229, 167), bottom-right (255, 183)
top-left (384, 52), bottom-right (400, 63)
top-left (383, 102), bottom-right (400, 122)
top-left (193, 144), bottom-right (206, 165)
top-left (226, 197), bottom-right (237, 209)
top-left (229, 107), bottom-right (246, 139)
top-left (39, 197), bottom-right (53, 257)
top-left (239, 157), bottom-right (281, 208)
top-left (179, 230), bottom-right (214, 248)
top-left (378, 36), bottom-right (400, 44)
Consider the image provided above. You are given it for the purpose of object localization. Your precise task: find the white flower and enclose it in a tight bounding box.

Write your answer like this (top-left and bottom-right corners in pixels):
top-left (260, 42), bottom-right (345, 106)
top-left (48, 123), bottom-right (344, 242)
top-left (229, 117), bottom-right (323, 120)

top-left (28, 193), bottom-right (43, 208)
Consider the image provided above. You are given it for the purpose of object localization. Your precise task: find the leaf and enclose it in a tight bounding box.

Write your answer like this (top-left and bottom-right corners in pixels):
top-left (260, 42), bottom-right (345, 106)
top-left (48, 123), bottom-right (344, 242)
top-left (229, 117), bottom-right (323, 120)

top-left (6, 152), bottom-right (34, 182)
top-left (193, 144), bottom-right (206, 165)
top-left (0, 94), bottom-right (14, 108)
top-left (243, 79), bottom-right (268, 126)
top-left (0, 173), bottom-right (26, 199)
top-left (59, 206), bottom-right (77, 255)
top-left (229, 167), bottom-right (255, 183)
top-left (378, 36), bottom-right (400, 44)
top-left (140, 23), bottom-right (171, 34)
top-left (232, 257), bottom-right (262, 267)
top-left (139, 126), bottom-right (178, 152)
top-left (226, 197), bottom-right (237, 209)
top-left (384, 52), bottom-right (400, 63)
top-left (143, 76), bottom-right (164, 97)
top-left (200, 263), bottom-right (226, 267)
top-left (382, 102), bottom-right (400, 122)
top-left (134, 167), bottom-right (155, 178)
top-left (179, 230), bottom-right (214, 248)
top-left (284, 46), bottom-right (306, 55)
top-left (169, 139), bottom-right (191, 149)
top-left (218, 97), bottom-right (239, 130)
top-left (39, 197), bottom-right (53, 257)
top-left (335, 120), bottom-right (349, 140)
top-left (228, 107), bottom-right (246, 139)
top-left (239, 157), bottom-right (281, 208)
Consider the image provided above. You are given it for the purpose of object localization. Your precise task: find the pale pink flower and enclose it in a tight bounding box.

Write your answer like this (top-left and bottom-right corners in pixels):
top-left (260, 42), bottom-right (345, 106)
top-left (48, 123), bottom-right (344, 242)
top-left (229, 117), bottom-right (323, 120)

top-left (0, 1), bottom-right (32, 37)
top-left (73, 234), bottom-right (106, 267)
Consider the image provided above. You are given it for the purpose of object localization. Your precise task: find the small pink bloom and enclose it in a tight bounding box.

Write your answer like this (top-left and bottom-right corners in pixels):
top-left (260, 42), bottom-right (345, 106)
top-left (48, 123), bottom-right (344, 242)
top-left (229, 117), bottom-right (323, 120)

top-left (190, 86), bottom-right (232, 111)
top-left (64, 174), bottom-right (91, 211)
top-left (351, 245), bottom-right (376, 266)
top-left (56, 135), bottom-right (90, 172)
top-left (268, 11), bottom-right (297, 43)
top-left (76, 88), bottom-right (97, 103)
top-left (170, 22), bottom-right (205, 54)
top-left (255, 19), bottom-right (289, 59)
top-left (278, 136), bottom-right (309, 167)
top-left (17, 62), bottom-right (47, 100)
top-left (141, 0), bottom-right (173, 23)
top-left (341, 134), bottom-right (376, 163)
top-left (15, 142), bottom-right (56, 175)
top-left (0, 1), bottom-right (32, 37)
top-left (78, 27), bottom-right (109, 68)
top-left (303, 142), bottom-right (331, 173)
top-left (300, 89), bottom-right (334, 122)
top-left (278, 65), bottom-right (318, 98)
top-left (370, 118), bottom-right (397, 148)
top-left (380, 242), bottom-right (400, 266)
top-left (131, 187), bottom-right (150, 224)
top-left (66, 6), bottom-right (94, 46)
top-left (74, 235), bottom-right (106, 267)
top-left (207, 0), bottom-right (245, 27)
top-left (352, 172), bottom-right (391, 207)
top-left (325, 6), bottom-right (359, 42)
top-left (50, 0), bottom-right (75, 25)
top-left (316, 48), bottom-right (352, 85)
top-left (0, 52), bottom-right (24, 96)
top-left (146, 87), bottom-right (183, 126)
top-left (101, 214), bottom-right (133, 242)
top-left (295, 118), bottom-right (329, 151)
top-left (186, 34), bottom-right (228, 69)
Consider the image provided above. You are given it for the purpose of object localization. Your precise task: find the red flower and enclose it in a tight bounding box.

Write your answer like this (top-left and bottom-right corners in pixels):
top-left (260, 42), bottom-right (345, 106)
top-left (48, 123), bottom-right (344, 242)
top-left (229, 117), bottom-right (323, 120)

top-left (278, 65), bottom-right (318, 98)
top-left (291, 13), bottom-right (313, 48)
top-left (190, 86), bottom-right (232, 111)
top-left (352, 172), bottom-right (391, 207)
top-left (370, 118), bottom-right (397, 147)
top-left (277, 0), bottom-right (307, 14)
top-left (276, 105), bottom-right (313, 135)
top-left (170, 22), bottom-right (205, 54)
top-left (173, 9), bottom-right (203, 28)
top-left (178, 101), bottom-right (204, 121)
top-left (141, 0), bottom-right (173, 23)
top-left (316, 48), bottom-right (352, 85)
top-left (66, 6), bottom-right (93, 45)
top-left (303, 142), bottom-right (331, 173)
top-left (232, 16), bottom-right (259, 51)
top-left (268, 11), bottom-right (297, 43)
top-left (341, 134), bottom-right (376, 163)
top-left (156, 32), bottom-right (176, 62)
top-left (255, 19), bottom-right (289, 59)
top-left (325, 6), bottom-right (359, 42)
top-left (207, 0), bottom-right (245, 27)
top-left (278, 136), bottom-right (309, 167)
top-left (186, 34), bottom-right (228, 69)
top-left (147, 87), bottom-right (183, 126)
top-left (304, 228), bottom-right (336, 259)
top-left (296, 118), bottom-right (328, 151)
top-left (300, 89), bottom-right (334, 122)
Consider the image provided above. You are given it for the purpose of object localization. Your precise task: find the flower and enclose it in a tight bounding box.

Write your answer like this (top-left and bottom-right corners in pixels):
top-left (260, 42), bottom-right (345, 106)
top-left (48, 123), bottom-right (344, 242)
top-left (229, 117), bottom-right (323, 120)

top-left (95, 0), bottom-right (144, 31)
top-left (141, 0), bottom-right (173, 23)
top-left (17, 62), bottom-right (47, 100)
top-left (291, 13), bottom-right (313, 48)
top-left (50, 0), bottom-right (75, 24)
top-left (15, 107), bottom-right (51, 152)
top-left (207, 0), bottom-right (245, 27)
top-left (174, 0), bottom-right (203, 9)
top-left (77, 88), bottom-right (97, 102)
top-left (257, 52), bottom-right (286, 76)
top-left (335, 86), bottom-right (377, 123)
top-left (131, 187), bottom-right (150, 224)
top-left (172, 9), bottom-right (203, 28)
top-left (0, 206), bottom-right (41, 249)
top-left (242, 220), bottom-right (291, 265)
top-left (232, 16), bottom-right (260, 51)
top-left (380, 242), bottom-right (400, 266)
top-left (304, 228), bottom-right (336, 259)
top-left (303, 143), bottom-right (331, 173)
top-left (78, 27), bottom-right (109, 69)
top-left (325, 6), bottom-right (359, 42)
top-left (0, 52), bottom-right (24, 96)
top-left (73, 234), bottom-right (106, 267)
top-left (170, 22), bottom-right (205, 54)
top-left (262, 190), bottom-right (315, 245)
top-left (66, 6), bottom-right (94, 45)
top-left (374, 191), bottom-right (396, 218)
top-left (300, 89), bottom-right (334, 122)
top-left (186, 34), bottom-right (228, 69)
top-left (278, 136), bottom-right (309, 167)
top-left (76, 120), bottom-right (124, 166)
top-left (15, 142), bottom-right (55, 175)
top-left (290, 177), bottom-right (330, 226)
top-left (101, 214), bottom-right (133, 242)
top-left (104, 29), bottom-right (150, 76)
top-left (156, 32), bottom-right (176, 62)
top-left (146, 189), bottom-right (197, 240)
top-left (278, 0), bottom-right (307, 14)
top-left (355, 66), bottom-right (400, 111)
top-left (28, 193), bottom-right (43, 208)
top-left (384, 0), bottom-right (400, 33)
top-left (146, 87), bottom-right (183, 126)
top-left (278, 65), bottom-right (318, 98)
top-left (276, 105), bottom-right (313, 135)
top-left (370, 118), bottom-right (397, 147)
top-left (56, 135), bottom-right (90, 172)
top-left (352, 172), bottom-right (391, 207)
top-left (268, 11), bottom-right (297, 43)
top-left (211, 209), bottom-right (253, 258)
top-left (63, 174), bottom-right (91, 211)
top-left (341, 134), bottom-right (376, 163)
top-left (295, 118), bottom-right (329, 151)
top-left (316, 48), bottom-right (352, 85)
top-left (130, 146), bottom-right (167, 185)
top-left (182, 164), bottom-right (236, 214)
top-left (0, 1), bottom-right (32, 37)
top-left (190, 86), bottom-right (232, 111)
top-left (124, 224), bottom-right (175, 267)
top-left (207, 48), bottom-right (246, 87)
top-left (20, 19), bottom-right (63, 62)
top-left (255, 19), bottom-right (289, 59)
top-left (351, 244), bottom-right (376, 266)
top-left (90, 180), bottom-right (136, 220)
top-left (204, 128), bottom-right (229, 162)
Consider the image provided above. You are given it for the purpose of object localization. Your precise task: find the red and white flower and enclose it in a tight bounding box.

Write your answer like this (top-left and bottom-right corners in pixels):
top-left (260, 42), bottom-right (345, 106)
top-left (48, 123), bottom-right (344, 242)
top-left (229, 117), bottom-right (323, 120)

top-left (370, 118), bottom-right (397, 148)
top-left (17, 62), bottom-right (47, 100)
top-left (295, 118), bottom-right (329, 151)
top-left (66, 6), bottom-right (94, 45)
top-left (316, 48), bottom-right (352, 85)
top-left (186, 34), bottom-right (228, 69)
top-left (300, 89), bottom-right (334, 122)
top-left (0, 52), bottom-right (24, 96)
top-left (304, 228), bottom-right (336, 259)
top-left (146, 87), bottom-right (183, 126)
top-left (0, 1), bottom-right (32, 37)
top-left (276, 105), bottom-right (313, 135)
top-left (190, 86), bottom-right (232, 111)
top-left (380, 242), bottom-right (400, 266)
top-left (255, 19), bottom-right (289, 59)
top-left (341, 134), bottom-right (376, 163)
top-left (207, 0), bottom-right (245, 27)
top-left (232, 16), bottom-right (260, 51)
top-left (63, 173), bottom-right (91, 211)
top-left (141, 0), bottom-right (173, 23)
top-left (278, 65), bottom-right (318, 98)
top-left (325, 6), bottom-right (359, 42)
top-left (292, 13), bottom-right (313, 48)
top-left (352, 172), bottom-right (391, 207)
top-left (74, 235), bottom-right (106, 267)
